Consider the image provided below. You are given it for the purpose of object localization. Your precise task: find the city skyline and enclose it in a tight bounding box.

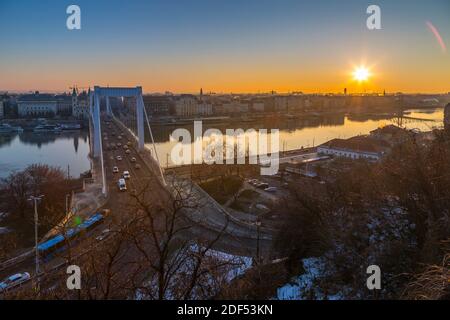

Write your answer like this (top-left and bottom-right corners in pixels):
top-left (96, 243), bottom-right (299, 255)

top-left (1, 0), bottom-right (450, 93)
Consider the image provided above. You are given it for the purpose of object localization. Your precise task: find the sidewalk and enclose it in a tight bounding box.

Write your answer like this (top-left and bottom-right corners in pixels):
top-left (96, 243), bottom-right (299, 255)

top-left (43, 128), bottom-right (107, 240)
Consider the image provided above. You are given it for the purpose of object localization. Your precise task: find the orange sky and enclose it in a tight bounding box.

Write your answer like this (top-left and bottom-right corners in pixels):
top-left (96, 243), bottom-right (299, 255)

top-left (1, 1), bottom-right (449, 94)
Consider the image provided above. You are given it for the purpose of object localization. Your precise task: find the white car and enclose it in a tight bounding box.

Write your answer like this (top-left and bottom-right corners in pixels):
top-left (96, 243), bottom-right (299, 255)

top-left (116, 156), bottom-right (122, 161)
top-left (118, 178), bottom-right (127, 191)
top-left (113, 166), bottom-right (119, 173)
top-left (264, 187), bottom-right (278, 193)
top-left (95, 229), bottom-right (112, 242)
top-left (125, 149), bottom-right (131, 154)
top-left (123, 171), bottom-right (131, 179)
top-left (0, 272), bottom-right (31, 292)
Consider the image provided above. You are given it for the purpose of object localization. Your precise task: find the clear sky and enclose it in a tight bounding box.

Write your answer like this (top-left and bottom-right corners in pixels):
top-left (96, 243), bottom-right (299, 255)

top-left (0, 0), bottom-right (449, 93)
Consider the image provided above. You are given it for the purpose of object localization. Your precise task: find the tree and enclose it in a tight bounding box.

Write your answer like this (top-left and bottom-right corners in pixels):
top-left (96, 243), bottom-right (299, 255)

top-left (7, 179), bottom-right (245, 300)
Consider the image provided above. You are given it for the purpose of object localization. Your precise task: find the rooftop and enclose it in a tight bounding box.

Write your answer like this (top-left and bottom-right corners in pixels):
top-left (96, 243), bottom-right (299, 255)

top-left (319, 136), bottom-right (390, 154)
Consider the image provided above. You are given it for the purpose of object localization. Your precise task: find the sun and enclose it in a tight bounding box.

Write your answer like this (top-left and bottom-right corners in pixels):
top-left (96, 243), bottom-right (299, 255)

top-left (353, 66), bottom-right (371, 82)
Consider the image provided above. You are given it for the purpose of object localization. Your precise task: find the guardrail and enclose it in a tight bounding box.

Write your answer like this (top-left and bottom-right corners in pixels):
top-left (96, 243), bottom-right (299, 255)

top-left (0, 250), bottom-right (33, 273)
top-left (190, 180), bottom-right (275, 238)
top-left (167, 175), bottom-right (274, 241)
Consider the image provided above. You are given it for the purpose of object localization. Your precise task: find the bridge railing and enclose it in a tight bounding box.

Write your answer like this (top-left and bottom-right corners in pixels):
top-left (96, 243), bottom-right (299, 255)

top-left (0, 250), bottom-right (33, 273)
top-left (191, 181), bottom-right (275, 236)
top-left (167, 174), bottom-right (274, 240)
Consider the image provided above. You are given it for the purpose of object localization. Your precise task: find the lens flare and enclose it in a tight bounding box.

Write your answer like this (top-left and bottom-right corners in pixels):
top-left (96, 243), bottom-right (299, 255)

top-left (426, 21), bottom-right (447, 53)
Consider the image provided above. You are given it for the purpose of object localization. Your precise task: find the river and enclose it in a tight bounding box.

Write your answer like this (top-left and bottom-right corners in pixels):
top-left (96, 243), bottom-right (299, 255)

top-left (0, 108), bottom-right (444, 177)
top-left (0, 130), bottom-right (91, 178)
top-left (146, 108), bottom-right (444, 167)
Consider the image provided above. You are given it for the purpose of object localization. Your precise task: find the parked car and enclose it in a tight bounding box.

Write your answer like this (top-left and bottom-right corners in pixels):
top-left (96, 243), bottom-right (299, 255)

top-left (135, 164), bottom-right (141, 170)
top-left (125, 149), bottom-right (131, 154)
top-left (116, 156), bottom-right (122, 161)
top-left (113, 166), bottom-right (119, 173)
top-left (123, 171), bottom-right (131, 179)
top-left (130, 157), bottom-right (136, 163)
top-left (264, 187), bottom-right (277, 193)
top-left (117, 178), bottom-right (127, 191)
top-left (0, 272), bottom-right (31, 292)
top-left (117, 143), bottom-right (122, 147)
top-left (127, 141), bottom-right (132, 146)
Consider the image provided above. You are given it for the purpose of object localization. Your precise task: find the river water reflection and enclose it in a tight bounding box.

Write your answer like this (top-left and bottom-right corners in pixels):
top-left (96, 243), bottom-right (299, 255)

top-left (0, 109), bottom-right (443, 177)
top-left (0, 130), bottom-right (91, 178)
top-left (146, 108), bottom-right (444, 167)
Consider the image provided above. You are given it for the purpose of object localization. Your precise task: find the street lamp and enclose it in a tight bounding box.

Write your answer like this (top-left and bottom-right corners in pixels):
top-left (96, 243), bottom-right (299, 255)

top-left (65, 194), bottom-right (70, 215)
top-left (28, 195), bottom-right (44, 291)
top-left (255, 219), bottom-right (262, 265)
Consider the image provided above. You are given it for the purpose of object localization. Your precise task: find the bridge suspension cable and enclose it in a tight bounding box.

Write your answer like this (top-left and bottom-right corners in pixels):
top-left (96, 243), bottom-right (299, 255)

top-left (142, 101), bottom-right (166, 186)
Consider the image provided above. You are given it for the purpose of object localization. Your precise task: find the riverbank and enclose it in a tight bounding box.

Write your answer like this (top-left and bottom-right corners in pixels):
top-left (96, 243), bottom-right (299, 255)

top-left (0, 118), bottom-right (87, 132)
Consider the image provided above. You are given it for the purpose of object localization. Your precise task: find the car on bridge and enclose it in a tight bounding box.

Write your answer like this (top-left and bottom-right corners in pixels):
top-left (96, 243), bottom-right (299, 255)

top-left (118, 178), bottom-right (127, 191)
top-left (0, 272), bottom-right (31, 292)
